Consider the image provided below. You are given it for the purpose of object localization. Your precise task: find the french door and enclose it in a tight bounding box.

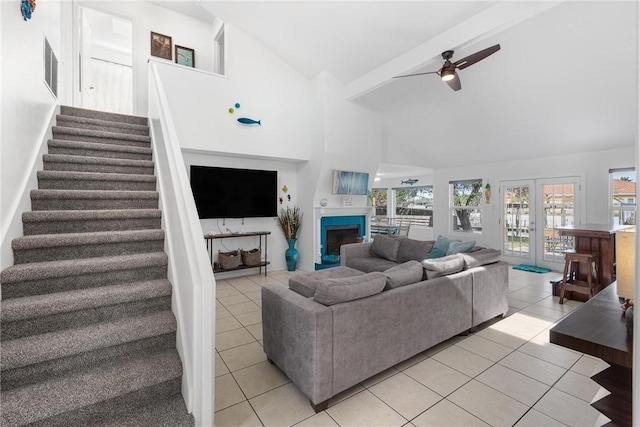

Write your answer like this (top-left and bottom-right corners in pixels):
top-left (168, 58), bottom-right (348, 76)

top-left (500, 177), bottom-right (581, 270)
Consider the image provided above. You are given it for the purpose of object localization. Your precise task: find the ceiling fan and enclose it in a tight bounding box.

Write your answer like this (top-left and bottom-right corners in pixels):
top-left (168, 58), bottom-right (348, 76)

top-left (393, 44), bottom-right (501, 91)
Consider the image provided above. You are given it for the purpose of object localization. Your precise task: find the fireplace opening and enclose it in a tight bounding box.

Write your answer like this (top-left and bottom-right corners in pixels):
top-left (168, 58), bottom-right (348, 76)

top-left (325, 225), bottom-right (359, 255)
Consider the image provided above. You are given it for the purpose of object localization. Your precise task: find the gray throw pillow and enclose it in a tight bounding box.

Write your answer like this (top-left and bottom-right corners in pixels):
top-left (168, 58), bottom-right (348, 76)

top-left (461, 248), bottom-right (502, 269)
top-left (397, 238), bottom-right (434, 263)
top-left (446, 240), bottom-right (476, 255)
top-left (369, 235), bottom-right (401, 262)
top-left (422, 254), bottom-right (465, 279)
top-left (313, 272), bottom-right (386, 305)
top-left (383, 261), bottom-right (424, 289)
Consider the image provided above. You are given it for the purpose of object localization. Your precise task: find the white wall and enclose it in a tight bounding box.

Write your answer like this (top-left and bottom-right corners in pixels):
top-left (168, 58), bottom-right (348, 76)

top-left (182, 151), bottom-right (299, 272)
top-left (432, 146), bottom-right (636, 251)
top-left (153, 24), bottom-right (312, 161)
top-left (297, 71), bottom-right (383, 270)
top-left (79, 1), bottom-right (215, 116)
top-left (1, 0), bottom-right (64, 269)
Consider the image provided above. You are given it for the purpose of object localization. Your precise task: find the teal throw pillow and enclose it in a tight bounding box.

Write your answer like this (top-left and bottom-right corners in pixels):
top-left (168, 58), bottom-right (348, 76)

top-left (447, 240), bottom-right (476, 255)
top-left (426, 247), bottom-right (446, 259)
top-left (434, 235), bottom-right (460, 254)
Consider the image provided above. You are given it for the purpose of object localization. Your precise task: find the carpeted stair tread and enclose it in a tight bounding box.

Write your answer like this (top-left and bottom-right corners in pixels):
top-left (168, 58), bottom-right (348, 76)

top-left (43, 154), bottom-right (154, 174)
top-left (2, 311), bottom-right (176, 370)
top-left (60, 106), bottom-right (148, 126)
top-left (31, 189), bottom-right (159, 211)
top-left (1, 279), bottom-right (172, 323)
top-left (22, 209), bottom-right (162, 235)
top-left (12, 229), bottom-right (165, 264)
top-left (0, 252), bottom-right (168, 285)
top-left (52, 126), bottom-right (151, 148)
top-left (38, 170), bottom-right (156, 183)
top-left (91, 394), bottom-right (194, 427)
top-left (1, 348), bottom-right (181, 426)
top-left (48, 139), bottom-right (152, 161)
top-left (56, 115), bottom-right (149, 136)
top-left (37, 170), bottom-right (157, 191)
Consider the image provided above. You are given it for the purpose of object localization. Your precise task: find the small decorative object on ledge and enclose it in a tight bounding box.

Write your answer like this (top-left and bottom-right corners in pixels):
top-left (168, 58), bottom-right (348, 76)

top-left (277, 206), bottom-right (303, 271)
top-left (20, 0), bottom-right (36, 20)
top-left (175, 45), bottom-right (194, 67)
top-left (320, 198), bottom-right (328, 207)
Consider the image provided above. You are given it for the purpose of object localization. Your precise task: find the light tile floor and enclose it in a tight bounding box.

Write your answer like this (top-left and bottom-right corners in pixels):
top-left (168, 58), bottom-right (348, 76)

top-left (214, 268), bottom-right (612, 427)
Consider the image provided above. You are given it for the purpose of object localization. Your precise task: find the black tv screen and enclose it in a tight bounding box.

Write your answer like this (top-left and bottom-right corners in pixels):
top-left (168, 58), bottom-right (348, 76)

top-left (190, 166), bottom-right (278, 219)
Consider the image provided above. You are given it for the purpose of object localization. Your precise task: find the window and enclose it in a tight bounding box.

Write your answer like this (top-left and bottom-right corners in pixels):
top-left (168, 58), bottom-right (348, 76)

top-left (393, 186), bottom-right (433, 227)
top-left (610, 168), bottom-right (636, 226)
top-left (450, 179), bottom-right (483, 233)
top-left (370, 188), bottom-right (387, 219)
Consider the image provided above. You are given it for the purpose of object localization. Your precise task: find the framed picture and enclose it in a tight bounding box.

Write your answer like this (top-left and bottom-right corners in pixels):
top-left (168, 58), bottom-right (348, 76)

top-left (175, 45), bottom-right (195, 68)
top-left (150, 31), bottom-right (172, 60)
top-left (332, 170), bottom-right (369, 195)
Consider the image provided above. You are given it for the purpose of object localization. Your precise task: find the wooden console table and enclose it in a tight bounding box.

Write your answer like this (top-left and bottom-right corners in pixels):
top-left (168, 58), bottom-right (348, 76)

top-left (205, 231), bottom-right (270, 276)
top-left (550, 283), bottom-right (632, 426)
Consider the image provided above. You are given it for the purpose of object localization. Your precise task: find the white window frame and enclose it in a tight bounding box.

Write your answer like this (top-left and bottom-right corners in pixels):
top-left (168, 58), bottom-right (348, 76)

top-left (392, 185), bottom-right (433, 228)
top-left (609, 167), bottom-right (636, 226)
top-left (450, 179), bottom-right (483, 234)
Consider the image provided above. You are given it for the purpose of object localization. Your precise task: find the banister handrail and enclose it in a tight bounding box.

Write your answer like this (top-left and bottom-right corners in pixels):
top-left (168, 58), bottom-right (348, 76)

top-left (148, 62), bottom-right (215, 427)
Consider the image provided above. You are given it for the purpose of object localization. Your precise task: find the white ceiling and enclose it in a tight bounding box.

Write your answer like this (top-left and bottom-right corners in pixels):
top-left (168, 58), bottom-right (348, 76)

top-left (155, 1), bottom-right (638, 172)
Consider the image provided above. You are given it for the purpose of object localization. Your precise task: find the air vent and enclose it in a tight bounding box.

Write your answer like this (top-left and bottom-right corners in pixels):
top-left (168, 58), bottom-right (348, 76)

top-left (44, 36), bottom-right (58, 98)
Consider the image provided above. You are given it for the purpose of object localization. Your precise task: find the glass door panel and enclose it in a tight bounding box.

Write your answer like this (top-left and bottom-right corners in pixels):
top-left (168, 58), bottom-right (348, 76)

top-left (501, 181), bottom-right (534, 264)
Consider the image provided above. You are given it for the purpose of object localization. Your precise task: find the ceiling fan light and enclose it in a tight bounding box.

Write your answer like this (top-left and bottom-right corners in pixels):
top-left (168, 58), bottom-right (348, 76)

top-left (441, 66), bottom-right (456, 81)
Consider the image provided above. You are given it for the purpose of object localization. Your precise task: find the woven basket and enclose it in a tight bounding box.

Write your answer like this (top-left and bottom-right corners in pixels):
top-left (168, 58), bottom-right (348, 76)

top-left (218, 249), bottom-right (241, 270)
top-left (241, 248), bottom-right (262, 267)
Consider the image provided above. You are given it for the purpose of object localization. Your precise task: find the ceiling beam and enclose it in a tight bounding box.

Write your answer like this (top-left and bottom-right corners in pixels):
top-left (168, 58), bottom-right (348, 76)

top-left (345, 1), bottom-right (564, 100)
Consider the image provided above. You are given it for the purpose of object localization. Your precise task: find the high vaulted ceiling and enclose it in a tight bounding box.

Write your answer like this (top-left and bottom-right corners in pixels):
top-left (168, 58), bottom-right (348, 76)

top-left (168, 1), bottom-right (638, 171)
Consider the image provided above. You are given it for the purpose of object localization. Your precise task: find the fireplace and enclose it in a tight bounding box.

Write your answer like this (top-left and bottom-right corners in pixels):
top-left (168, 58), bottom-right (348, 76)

top-left (319, 215), bottom-right (366, 259)
top-left (325, 225), bottom-right (359, 255)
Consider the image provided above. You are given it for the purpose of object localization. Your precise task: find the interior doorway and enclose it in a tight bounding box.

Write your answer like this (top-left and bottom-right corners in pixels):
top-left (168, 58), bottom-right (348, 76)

top-left (78, 7), bottom-right (133, 115)
top-left (500, 177), bottom-right (582, 270)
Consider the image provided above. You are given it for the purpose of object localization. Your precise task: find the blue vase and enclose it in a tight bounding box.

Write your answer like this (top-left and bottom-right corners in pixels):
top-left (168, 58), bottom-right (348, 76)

top-left (285, 238), bottom-right (299, 271)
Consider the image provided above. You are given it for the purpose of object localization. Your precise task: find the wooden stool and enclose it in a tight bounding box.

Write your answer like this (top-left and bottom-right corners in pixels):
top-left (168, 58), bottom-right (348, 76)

top-left (559, 250), bottom-right (600, 304)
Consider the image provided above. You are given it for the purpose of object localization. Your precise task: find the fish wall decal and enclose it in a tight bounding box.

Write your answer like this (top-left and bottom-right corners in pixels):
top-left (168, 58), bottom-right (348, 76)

top-left (401, 179), bottom-right (419, 185)
top-left (237, 118), bottom-right (261, 126)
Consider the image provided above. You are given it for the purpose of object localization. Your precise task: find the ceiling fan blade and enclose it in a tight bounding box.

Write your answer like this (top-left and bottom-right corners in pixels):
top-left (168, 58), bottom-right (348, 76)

top-left (393, 71), bottom-right (439, 79)
top-left (453, 44), bottom-right (501, 70)
top-left (445, 73), bottom-right (461, 91)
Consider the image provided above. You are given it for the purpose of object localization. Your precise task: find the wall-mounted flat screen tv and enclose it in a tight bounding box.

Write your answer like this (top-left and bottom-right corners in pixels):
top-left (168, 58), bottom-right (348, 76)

top-left (332, 170), bottom-right (369, 195)
top-left (190, 165), bottom-right (278, 219)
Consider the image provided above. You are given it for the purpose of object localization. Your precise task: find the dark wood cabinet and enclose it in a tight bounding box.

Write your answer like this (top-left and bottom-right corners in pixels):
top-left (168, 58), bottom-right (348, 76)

top-left (550, 283), bottom-right (632, 426)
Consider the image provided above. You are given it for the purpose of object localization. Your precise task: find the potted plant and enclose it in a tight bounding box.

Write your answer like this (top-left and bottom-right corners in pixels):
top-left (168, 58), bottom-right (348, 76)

top-left (277, 206), bottom-right (303, 271)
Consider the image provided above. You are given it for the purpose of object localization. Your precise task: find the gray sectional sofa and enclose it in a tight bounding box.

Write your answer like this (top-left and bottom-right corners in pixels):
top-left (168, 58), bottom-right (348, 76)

top-left (261, 236), bottom-right (508, 412)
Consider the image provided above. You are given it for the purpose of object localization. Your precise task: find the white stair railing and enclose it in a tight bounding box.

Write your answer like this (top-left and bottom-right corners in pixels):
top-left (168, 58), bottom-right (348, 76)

top-left (148, 61), bottom-right (215, 427)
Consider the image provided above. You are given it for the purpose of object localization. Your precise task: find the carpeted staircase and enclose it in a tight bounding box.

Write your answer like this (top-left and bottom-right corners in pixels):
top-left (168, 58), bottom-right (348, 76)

top-left (0, 106), bottom-right (195, 426)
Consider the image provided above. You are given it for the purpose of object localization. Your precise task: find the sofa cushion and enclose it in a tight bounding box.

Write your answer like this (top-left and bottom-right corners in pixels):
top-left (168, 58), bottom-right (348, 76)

top-left (422, 254), bottom-right (465, 279)
top-left (369, 235), bottom-right (401, 262)
top-left (313, 272), bottom-right (387, 305)
top-left (383, 261), bottom-right (424, 289)
top-left (462, 248), bottom-right (502, 269)
top-left (289, 266), bottom-right (365, 297)
top-left (397, 238), bottom-right (434, 263)
top-left (446, 240), bottom-right (476, 255)
top-left (348, 256), bottom-right (398, 273)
